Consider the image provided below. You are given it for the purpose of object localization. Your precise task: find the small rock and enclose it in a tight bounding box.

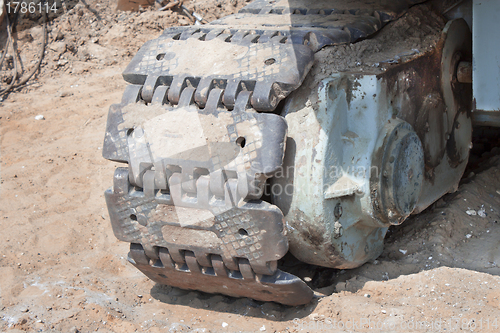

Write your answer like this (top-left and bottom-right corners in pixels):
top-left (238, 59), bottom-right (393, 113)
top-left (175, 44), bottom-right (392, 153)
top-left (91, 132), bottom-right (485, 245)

top-left (35, 115), bottom-right (45, 120)
top-left (309, 313), bottom-right (318, 320)
top-left (364, 294), bottom-right (371, 298)
top-left (57, 59), bottom-right (69, 67)
top-left (137, 295), bottom-right (143, 298)
top-left (304, 277), bottom-right (312, 282)
top-left (399, 249), bottom-right (407, 255)
top-left (465, 209), bottom-right (476, 216)
top-left (478, 208), bottom-right (487, 218)
top-left (20, 307), bottom-right (29, 312)
top-left (49, 41), bottom-right (67, 55)
top-left (68, 327), bottom-right (79, 333)
top-left (466, 234), bottom-right (472, 239)
top-left (55, 31), bottom-right (65, 41)
top-left (222, 322), bottom-right (228, 328)
top-left (381, 310), bottom-right (387, 314)
top-left (260, 325), bottom-right (266, 331)
top-left (20, 32), bottom-right (34, 42)
top-left (57, 91), bottom-right (73, 98)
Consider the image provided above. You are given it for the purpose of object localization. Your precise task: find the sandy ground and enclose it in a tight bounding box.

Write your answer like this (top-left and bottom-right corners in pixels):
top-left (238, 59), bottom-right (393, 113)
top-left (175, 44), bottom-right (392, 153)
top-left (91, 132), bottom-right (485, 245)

top-left (1, 1), bottom-right (500, 332)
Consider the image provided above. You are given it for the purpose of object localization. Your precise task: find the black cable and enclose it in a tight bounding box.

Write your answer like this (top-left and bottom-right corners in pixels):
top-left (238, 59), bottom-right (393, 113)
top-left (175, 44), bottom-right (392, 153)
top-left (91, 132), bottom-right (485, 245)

top-left (0, 21), bottom-right (11, 70)
top-left (0, 3), bottom-right (47, 97)
top-left (0, 13), bottom-right (19, 96)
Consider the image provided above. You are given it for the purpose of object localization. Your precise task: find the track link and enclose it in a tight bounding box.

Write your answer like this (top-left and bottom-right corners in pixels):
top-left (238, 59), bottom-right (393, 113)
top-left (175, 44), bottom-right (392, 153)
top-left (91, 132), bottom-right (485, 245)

top-left (129, 243), bottom-right (313, 306)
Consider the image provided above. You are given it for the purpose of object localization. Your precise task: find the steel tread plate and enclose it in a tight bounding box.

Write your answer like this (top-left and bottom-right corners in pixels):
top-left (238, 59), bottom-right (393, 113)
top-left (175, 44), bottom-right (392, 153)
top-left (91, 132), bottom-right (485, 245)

top-left (129, 247), bottom-right (314, 306)
top-left (123, 35), bottom-right (314, 111)
top-left (209, 13), bottom-right (382, 45)
top-left (239, 0), bottom-right (426, 22)
top-left (105, 168), bottom-right (288, 274)
top-left (103, 97), bottom-right (287, 175)
top-left (119, 0), bottom-right (426, 112)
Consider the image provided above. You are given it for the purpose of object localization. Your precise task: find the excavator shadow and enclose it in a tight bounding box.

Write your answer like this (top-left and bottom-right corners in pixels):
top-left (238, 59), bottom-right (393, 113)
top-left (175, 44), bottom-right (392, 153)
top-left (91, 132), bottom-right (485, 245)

top-left (149, 281), bottom-right (319, 320)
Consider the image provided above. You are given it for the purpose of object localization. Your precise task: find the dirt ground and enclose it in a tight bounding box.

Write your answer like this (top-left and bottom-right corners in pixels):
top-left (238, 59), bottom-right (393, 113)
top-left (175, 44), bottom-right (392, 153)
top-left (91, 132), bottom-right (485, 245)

top-left (1, 1), bottom-right (500, 332)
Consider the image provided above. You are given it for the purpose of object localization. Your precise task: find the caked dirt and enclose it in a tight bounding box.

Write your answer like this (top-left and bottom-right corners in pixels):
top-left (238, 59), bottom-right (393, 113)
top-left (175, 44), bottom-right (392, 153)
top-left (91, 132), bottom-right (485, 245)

top-left (311, 4), bottom-right (446, 78)
top-left (1, 1), bottom-right (500, 332)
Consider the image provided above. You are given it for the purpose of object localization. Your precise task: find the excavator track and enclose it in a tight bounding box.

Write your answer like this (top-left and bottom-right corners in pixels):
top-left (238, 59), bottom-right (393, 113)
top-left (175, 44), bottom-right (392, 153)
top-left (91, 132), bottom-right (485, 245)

top-left (104, 0), bottom-right (437, 305)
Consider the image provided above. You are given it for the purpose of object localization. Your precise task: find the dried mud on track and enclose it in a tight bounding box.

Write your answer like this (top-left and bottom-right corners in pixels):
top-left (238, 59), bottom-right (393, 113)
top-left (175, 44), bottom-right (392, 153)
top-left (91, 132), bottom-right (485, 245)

top-left (1, 1), bottom-right (500, 332)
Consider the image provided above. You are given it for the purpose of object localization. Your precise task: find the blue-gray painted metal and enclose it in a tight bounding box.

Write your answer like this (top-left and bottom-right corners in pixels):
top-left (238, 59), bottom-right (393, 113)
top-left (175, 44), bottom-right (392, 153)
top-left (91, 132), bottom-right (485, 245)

top-left (473, 0), bottom-right (500, 120)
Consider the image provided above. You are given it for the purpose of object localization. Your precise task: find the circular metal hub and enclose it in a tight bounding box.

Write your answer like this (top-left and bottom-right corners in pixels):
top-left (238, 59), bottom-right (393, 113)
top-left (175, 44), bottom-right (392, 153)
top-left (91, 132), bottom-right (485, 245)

top-left (374, 120), bottom-right (424, 225)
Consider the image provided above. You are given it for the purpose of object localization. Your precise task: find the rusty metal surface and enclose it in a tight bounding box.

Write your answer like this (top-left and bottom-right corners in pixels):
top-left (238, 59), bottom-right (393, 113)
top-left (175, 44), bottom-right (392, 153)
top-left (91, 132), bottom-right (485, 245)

top-left (272, 19), bottom-right (472, 269)
top-left (128, 244), bottom-right (314, 306)
top-left (457, 61), bottom-right (472, 83)
top-left (371, 120), bottom-right (424, 225)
